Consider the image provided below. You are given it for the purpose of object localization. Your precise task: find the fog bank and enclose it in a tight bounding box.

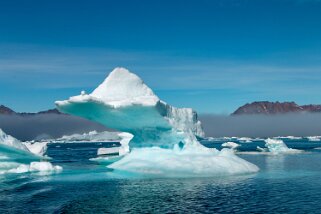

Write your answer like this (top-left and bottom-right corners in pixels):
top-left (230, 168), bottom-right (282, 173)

top-left (199, 113), bottom-right (321, 137)
top-left (0, 114), bottom-right (109, 141)
top-left (2, 113), bottom-right (321, 141)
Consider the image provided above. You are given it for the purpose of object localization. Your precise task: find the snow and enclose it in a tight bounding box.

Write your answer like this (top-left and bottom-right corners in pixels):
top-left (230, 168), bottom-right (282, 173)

top-left (55, 68), bottom-right (159, 108)
top-left (91, 67), bottom-right (159, 107)
top-left (56, 67), bottom-right (259, 177)
top-left (222, 142), bottom-right (240, 150)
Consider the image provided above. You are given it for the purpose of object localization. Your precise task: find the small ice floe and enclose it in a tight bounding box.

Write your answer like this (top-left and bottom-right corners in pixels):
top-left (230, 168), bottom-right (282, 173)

top-left (23, 142), bottom-right (48, 156)
top-left (97, 147), bottom-right (120, 156)
top-left (6, 162), bottom-right (62, 175)
top-left (90, 147), bottom-right (124, 164)
top-left (275, 136), bottom-right (302, 140)
top-left (237, 137), bottom-right (252, 143)
top-left (307, 136), bottom-right (321, 142)
top-left (256, 138), bottom-right (302, 155)
top-left (221, 142), bottom-right (240, 150)
top-left (55, 130), bottom-right (122, 143)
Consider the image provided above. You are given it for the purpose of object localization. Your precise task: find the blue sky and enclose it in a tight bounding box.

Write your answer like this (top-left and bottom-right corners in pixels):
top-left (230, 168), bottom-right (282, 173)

top-left (1, 0), bottom-right (321, 113)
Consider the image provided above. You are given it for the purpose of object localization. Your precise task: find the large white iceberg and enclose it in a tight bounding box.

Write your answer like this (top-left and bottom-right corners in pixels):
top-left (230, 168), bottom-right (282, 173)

top-left (56, 67), bottom-right (258, 177)
top-left (0, 129), bottom-right (61, 175)
top-left (56, 68), bottom-right (204, 149)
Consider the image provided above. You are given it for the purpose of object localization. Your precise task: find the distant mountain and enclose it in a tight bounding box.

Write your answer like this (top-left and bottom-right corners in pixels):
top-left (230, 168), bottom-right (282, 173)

top-left (0, 105), bottom-right (16, 115)
top-left (0, 104), bottom-right (108, 141)
top-left (232, 101), bottom-right (321, 115)
top-left (19, 108), bottom-right (62, 116)
top-left (0, 105), bottom-right (61, 116)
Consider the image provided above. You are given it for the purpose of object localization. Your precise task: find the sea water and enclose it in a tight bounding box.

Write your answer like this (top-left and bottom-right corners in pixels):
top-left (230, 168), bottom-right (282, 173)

top-left (2, 139), bottom-right (321, 213)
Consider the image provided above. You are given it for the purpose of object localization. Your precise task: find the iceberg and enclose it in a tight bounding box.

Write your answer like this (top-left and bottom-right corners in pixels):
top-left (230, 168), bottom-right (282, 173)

top-left (257, 138), bottom-right (302, 155)
top-left (237, 137), bottom-right (253, 143)
top-left (23, 142), bottom-right (48, 156)
top-left (222, 142), bottom-right (240, 150)
top-left (56, 68), bottom-right (204, 149)
top-left (275, 136), bottom-right (302, 140)
top-left (55, 130), bottom-right (122, 143)
top-left (0, 129), bottom-right (29, 152)
top-left (0, 129), bottom-right (61, 175)
top-left (56, 67), bottom-right (258, 177)
top-left (307, 136), bottom-right (321, 142)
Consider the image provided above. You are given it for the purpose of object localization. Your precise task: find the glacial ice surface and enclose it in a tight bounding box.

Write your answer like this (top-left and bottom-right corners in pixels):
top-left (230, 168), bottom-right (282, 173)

top-left (56, 67), bottom-right (259, 177)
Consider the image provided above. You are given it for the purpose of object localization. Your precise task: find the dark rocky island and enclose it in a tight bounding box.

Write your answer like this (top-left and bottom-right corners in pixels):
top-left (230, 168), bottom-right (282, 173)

top-left (232, 101), bottom-right (321, 115)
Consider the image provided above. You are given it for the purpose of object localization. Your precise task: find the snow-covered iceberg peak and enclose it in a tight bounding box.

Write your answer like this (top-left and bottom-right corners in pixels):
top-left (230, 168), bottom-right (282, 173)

top-left (55, 67), bottom-right (204, 149)
top-left (91, 67), bottom-right (159, 107)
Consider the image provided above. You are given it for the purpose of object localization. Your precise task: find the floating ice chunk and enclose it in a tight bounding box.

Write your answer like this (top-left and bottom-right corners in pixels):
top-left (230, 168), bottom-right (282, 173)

top-left (29, 162), bottom-right (62, 172)
top-left (56, 130), bottom-right (122, 143)
top-left (0, 129), bottom-right (62, 175)
top-left (275, 136), bottom-right (302, 140)
top-left (97, 147), bottom-right (120, 156)
top-left (237, 137), bottom-right (252, 143)
top-left (5, 162), bottom-right (62, 174)
top-left (0, 129), bottom-right (29, 152)
top-left (23, 142), bottom-right (48, 156)
top-left (263, 138), bottom-right (302, 154)
top-left (307, 136), bottom-right (321, 142)
top-left (93, 132), bottom-right (134, 164)
top-left (222, 142), bottom-right (240, 150)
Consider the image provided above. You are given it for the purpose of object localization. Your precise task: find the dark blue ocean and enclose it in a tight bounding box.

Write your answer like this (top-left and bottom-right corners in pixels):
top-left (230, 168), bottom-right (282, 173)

top-left (2, 138), bottom-right (321, 213)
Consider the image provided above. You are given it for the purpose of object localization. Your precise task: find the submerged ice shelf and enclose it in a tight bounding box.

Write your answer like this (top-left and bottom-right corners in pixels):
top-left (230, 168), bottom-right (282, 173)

top-left (56, 67), bottom-right (259, 177)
